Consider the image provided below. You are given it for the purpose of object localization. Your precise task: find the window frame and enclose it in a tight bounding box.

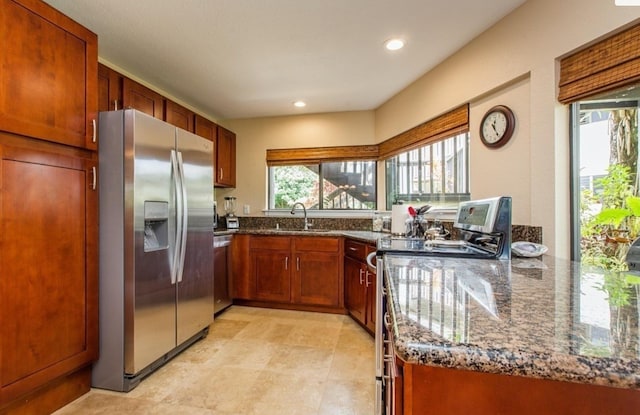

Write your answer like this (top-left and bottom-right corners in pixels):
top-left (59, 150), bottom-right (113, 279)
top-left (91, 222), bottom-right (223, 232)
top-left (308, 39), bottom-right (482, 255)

top-left (267, 159), bottom-right (378, 212)
top-left (385, 132), bottom-right (471, 210)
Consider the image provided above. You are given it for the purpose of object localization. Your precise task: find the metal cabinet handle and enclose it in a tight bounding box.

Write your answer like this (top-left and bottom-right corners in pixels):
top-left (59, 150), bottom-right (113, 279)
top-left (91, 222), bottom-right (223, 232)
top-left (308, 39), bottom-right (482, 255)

top-left (348, 247), bottom-right (358, 251)
top-left (91, 166), bottom-right (97, 190)
top-left (365, 271), bottom-right (371, 287)
top-left (384, 312), bottom-right (392, 329)
top-left (366, 251), bottom-right (377, 274)
top-left (114, 99), bottom-right (119, 111)
top-left (92, 119), bottom-right (97, 143)
top-left (219, 168), bottom-right (224, 181)
top-left (296, 257), bottom-right (300, 271)
top-left (285, 256), bottom-right (289, 270)
top-left (359, 268), bottom-right (365, 284)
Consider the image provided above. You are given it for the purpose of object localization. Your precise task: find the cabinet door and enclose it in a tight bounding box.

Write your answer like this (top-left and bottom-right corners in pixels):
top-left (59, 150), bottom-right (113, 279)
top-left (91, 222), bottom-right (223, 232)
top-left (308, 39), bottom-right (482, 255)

top-left (122, 77), bottom-right (164, 119)
top-left (0, 145), bottom-right (98, 403)
top-left (165, 99), bottom-right (194, 132)
top-left (344, 256), bottom-right (366, 324)
top-left (0, 0), bottom-right (98, 150)
top-left (231, 234), bottom-right (252, 299)
top-left (215, 126), bottom-right (236, 187)
top-left (294, 252), bottom-right (341, 306)
top-left (253, 250), bottom-right (291, 302)
top-left (194, 114), bottom-right (217, 142)
top-left (365, 265), bottom-right (377, 333)
top-left (98, 63), bottom-right (123, 112)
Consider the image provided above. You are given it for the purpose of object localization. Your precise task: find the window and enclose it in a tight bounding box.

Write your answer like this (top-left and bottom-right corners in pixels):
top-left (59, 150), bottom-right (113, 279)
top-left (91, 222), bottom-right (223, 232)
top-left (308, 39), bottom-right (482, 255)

top-left (385, 132), bottom-right (470, 210)
top-left (269, 160), bottom-right (377, 210)
top-left (570, 85), bottom-right (640, 262)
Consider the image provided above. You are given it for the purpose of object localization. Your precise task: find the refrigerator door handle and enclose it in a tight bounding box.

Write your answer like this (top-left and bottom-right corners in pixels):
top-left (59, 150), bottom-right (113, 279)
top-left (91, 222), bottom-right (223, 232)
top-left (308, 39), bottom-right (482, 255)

top-left (170, 150), bottom-right (183, 285)
top-left (176, 151), bottom-right (188, 283)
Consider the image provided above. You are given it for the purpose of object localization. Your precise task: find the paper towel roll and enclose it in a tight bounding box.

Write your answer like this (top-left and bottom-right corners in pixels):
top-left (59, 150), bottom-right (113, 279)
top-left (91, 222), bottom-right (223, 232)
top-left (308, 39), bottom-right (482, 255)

top-left (391, 204), bottom-right (408, 235)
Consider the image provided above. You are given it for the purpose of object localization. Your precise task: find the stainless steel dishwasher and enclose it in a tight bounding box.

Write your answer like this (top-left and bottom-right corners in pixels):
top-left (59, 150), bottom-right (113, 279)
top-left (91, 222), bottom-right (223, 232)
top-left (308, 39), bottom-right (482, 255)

top-left (213, 234), bottom-right (233, 314)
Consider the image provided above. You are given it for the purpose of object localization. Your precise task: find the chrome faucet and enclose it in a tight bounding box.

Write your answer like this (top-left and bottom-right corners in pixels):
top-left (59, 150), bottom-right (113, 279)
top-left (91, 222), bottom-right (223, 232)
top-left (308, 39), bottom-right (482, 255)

top-left (290, 202), bottom-right (310, 230)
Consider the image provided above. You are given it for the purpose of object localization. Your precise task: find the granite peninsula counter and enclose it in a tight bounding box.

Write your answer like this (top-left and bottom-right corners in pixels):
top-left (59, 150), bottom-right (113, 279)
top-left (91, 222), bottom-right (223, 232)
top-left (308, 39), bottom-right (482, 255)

top-left (383, 253), bottom-right (640, 390)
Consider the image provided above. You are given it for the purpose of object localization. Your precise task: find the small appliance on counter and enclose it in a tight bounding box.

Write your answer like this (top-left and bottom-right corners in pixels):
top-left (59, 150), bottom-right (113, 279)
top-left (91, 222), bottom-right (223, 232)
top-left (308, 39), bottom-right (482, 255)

top-left (224, 196), bottom-right (239, 229)
top-left (213, 201), bottom-right (218, 229)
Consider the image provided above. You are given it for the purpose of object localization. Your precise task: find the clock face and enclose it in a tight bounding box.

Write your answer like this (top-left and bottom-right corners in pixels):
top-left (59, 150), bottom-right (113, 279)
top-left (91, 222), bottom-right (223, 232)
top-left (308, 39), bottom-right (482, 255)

top-left (482, 112), bottom-right (508, 143)
top-left (480, 106), bottom-right (515, 148)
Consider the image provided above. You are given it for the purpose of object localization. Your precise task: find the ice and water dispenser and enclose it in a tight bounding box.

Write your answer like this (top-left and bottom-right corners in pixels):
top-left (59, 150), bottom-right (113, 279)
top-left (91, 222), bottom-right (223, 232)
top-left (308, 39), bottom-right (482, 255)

top-left (143, 201), bottom-right (169, 252)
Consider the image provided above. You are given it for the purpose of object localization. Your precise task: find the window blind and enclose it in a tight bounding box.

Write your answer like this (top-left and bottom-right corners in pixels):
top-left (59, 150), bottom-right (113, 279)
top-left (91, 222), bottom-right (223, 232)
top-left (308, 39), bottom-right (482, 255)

top-left (558, 22), bottom-right (640, 104)
top-left (377, 104), bottom-right (469, 159)
top-left (266, 104), bottom-right (469, 165)
top-left (266, 145), bottom-right (379, 166)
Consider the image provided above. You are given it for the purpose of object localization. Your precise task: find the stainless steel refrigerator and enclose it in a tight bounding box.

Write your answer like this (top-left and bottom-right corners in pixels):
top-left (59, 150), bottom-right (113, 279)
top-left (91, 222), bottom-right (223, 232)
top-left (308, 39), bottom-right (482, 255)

top-left (92, 109), bottom-right (215, 391)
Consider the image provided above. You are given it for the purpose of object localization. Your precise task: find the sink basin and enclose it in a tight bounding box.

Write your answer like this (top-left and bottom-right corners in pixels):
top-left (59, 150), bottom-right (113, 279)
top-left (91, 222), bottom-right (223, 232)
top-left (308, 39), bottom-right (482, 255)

top-left (267, 228), bottom-right (333, 233)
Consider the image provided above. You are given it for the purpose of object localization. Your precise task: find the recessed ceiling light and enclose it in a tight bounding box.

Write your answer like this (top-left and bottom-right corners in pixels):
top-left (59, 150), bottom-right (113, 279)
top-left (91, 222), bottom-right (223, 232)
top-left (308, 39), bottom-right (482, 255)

top-left (616, 0), bottom-right (640, 5)
top-left (293, 100), bottom-right (306, 108)
top-left (385, 38), bottom-right (405, 51)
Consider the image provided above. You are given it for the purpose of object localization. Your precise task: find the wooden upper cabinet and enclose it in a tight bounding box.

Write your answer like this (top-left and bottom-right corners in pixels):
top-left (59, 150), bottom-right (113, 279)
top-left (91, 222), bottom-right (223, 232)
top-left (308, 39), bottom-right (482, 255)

top-left (216, 125), bottom-right (236, 187)
top-left (122, 77), bottom-right (164, 120)
top-left (194, 114), bottom-right (217, 142)
top-left (98, 63), bottom-right (123, 112)
top-left (165, 99), bottom-right (194, 132)
top-left (0, 0), bottom-right (98, 150)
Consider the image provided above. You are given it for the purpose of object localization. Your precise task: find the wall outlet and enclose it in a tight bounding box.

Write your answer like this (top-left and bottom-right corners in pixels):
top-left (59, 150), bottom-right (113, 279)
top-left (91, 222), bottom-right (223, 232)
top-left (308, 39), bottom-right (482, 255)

top-left (243, 204), bottom-right (250, 215)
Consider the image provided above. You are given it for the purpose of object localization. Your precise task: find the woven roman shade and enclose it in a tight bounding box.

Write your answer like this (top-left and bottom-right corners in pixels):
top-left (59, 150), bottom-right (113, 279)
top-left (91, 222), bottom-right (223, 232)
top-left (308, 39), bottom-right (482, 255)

top-left (266, 104), bottom-right (469, 165)
top-left (558, 22), bottom-right (640, 104)
top-left (377, 104), bottom-right (469, 159)
top-left (266, 145), bottom-right (379, 166)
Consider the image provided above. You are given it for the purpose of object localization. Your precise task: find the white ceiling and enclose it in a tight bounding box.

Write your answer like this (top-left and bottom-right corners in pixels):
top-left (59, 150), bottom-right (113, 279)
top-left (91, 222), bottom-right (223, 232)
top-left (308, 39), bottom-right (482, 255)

top-left (44, 0), bottom-right (526, 120)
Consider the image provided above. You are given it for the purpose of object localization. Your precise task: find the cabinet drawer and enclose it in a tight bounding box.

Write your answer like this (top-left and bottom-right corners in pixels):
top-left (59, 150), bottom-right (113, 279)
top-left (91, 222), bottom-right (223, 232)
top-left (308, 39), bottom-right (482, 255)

top-left (250, 235), bottom-right (291, 250)
top-left (345, 238), bottom-right (368, 261)
top-left (294, 237), bottom-right (340, 252)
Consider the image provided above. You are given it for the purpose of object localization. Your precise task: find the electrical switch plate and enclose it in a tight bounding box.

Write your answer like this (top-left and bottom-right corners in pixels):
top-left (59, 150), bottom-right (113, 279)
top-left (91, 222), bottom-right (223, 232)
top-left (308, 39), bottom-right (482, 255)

top-left (243, 204), bottom-right (250, 214)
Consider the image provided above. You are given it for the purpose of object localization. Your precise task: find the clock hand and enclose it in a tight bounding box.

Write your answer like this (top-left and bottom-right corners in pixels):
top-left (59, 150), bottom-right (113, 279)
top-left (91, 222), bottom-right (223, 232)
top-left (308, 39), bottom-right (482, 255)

top-left (491, 121), bottom-right (498, 134)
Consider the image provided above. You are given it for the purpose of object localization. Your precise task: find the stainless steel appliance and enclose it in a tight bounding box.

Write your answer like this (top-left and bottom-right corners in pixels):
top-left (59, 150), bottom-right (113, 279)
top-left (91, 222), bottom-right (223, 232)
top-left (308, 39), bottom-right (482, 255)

top-left (93, 110), bottom-right (215, 392)
top-left (372, 196), bottom-right (512, 414)
top-left (213, 235), bottom-right (233, 314)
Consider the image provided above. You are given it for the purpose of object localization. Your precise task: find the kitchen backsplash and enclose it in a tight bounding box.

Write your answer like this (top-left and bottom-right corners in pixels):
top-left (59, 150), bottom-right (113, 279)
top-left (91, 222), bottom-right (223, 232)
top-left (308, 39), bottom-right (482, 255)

top-left (218, 216), bottom-right (542, 244)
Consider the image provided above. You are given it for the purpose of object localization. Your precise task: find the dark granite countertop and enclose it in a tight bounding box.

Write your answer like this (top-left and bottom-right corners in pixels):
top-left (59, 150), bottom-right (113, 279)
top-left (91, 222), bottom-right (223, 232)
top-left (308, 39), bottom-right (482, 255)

top-left (383, 254), bottom-right (640, 390)
top-left (215, 228), bottom-right (383, 244)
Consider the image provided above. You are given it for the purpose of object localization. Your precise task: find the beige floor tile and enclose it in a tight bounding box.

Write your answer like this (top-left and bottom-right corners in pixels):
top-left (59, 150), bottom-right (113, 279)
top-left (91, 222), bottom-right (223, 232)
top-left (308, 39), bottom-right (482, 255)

top-left (208, 337), bottom-right (281, 370)
top-left (283, 324), bottom-right (342, 349)
top-left (207, 318), bottom-right (251, 339)
top-left (318, 378), bottom-right (376, 415)
top-left (53, 306), bottom-right (374, 415)
top-left (266, 344), bottom-right (335, 379)
top-left (329, 348), bottom-right (376, 380)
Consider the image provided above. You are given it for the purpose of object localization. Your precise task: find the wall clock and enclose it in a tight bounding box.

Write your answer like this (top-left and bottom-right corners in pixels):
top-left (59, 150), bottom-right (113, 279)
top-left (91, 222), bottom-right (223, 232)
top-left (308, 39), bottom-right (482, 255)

top-left (479, 105), bottom-right (516, 148)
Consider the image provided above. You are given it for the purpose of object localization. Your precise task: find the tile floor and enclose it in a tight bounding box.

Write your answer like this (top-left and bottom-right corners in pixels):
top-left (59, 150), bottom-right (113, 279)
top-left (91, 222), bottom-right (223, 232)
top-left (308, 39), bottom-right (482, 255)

top-left (54, 306), bottom-right (375, 415)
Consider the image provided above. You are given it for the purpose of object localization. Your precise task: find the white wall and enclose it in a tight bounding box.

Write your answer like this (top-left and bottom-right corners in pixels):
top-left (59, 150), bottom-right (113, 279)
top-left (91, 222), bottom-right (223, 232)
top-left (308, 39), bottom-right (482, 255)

top-left (222, 0), bottom-right (640, 259)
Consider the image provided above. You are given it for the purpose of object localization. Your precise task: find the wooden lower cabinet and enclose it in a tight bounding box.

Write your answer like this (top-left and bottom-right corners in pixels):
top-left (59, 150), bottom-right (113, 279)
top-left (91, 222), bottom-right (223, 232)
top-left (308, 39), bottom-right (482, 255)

top-left (254, 250), bottom-right (291, 302)
top-left (0, 142), bottom-right (98, 413)
top-left (232, 235), bottom-right (343, 311)
top-left (344, 238), bottom-right (376, 333)
top-left (345, 256), bottom-right (367, 322)
top-left (398, 362), bottom-right (640, 415)
top-left (293, 238), bottom-right (341, 307)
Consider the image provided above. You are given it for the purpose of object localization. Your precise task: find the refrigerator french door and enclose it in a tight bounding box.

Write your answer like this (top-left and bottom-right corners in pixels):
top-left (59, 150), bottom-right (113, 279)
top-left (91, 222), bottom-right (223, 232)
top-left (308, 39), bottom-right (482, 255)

top-left (93, 109), bottom-right (214, 391)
